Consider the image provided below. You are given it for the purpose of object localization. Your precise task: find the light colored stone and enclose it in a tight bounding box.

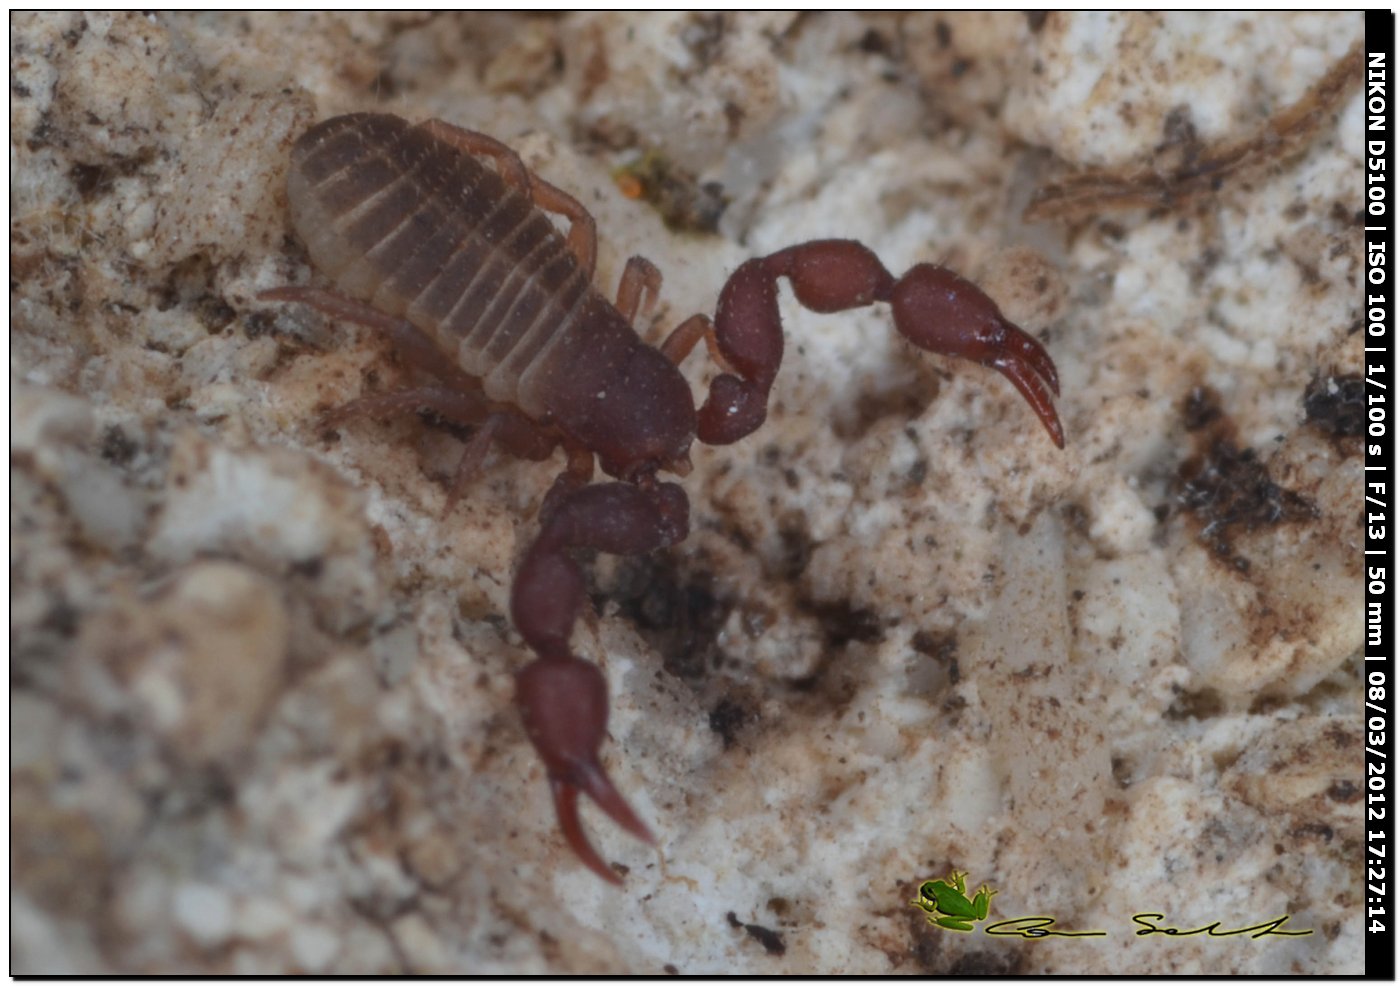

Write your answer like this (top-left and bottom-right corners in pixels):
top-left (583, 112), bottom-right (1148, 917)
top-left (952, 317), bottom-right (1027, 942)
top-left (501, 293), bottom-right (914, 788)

top-left (173, 882), bottom-right (234, 947)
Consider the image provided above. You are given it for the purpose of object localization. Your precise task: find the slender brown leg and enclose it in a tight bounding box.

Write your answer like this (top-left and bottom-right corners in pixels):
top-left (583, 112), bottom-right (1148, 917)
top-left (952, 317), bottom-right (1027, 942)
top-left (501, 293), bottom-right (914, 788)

top-left (319, 383), bottom-right (497, 497)
top-left (417, 119), bottom-right (532, 190)
top-left (260, 286), bottom-right (478, 391)
top-left (528, 177), bottom-right (598, 279)
top-left (442, 414), bottom-right (501, 517)
top-left (432, 409), bottom-right (561, 510)
top-left (614, 256), bottom-right (662, 326)
top-left (658, 313), bottom-right (736, 373)
top-left (418, 119), bottom-right (598, 278)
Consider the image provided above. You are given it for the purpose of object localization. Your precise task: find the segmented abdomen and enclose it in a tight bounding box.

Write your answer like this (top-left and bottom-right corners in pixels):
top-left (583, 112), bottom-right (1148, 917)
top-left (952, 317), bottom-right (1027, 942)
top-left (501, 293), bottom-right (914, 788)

top-left (285, 113), bottom-right (590, 416)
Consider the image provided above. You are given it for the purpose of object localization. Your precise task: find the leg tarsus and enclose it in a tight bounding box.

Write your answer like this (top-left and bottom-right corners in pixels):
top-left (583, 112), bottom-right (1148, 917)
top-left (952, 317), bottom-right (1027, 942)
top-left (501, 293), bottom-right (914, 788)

top-left (615, 255), bottom-right (662, 326)
top-left (440, 413), bottom-right (564, 516)
top-left (528, 176), bottom-right (597, 278)
top-left (658, 312), bottom-right (740, 374)
top-left (442, 414), bottom-right (502, 517)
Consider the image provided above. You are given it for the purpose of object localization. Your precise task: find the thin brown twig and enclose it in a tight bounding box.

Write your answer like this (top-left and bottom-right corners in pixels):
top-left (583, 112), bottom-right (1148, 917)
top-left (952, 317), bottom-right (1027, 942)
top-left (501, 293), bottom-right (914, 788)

top-left (1024, 40), bottom-right (1363, 223)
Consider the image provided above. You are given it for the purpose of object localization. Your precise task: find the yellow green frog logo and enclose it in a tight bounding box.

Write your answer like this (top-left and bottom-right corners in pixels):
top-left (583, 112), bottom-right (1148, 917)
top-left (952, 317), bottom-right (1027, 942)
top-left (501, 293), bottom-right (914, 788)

top-left (911, 870), bottom-right (997, 932)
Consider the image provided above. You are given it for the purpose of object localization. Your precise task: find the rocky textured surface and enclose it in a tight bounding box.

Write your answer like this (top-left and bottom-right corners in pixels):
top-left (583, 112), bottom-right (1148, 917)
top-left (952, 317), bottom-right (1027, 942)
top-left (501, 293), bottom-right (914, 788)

top-left (11, 11), bottom-right (1364, 974)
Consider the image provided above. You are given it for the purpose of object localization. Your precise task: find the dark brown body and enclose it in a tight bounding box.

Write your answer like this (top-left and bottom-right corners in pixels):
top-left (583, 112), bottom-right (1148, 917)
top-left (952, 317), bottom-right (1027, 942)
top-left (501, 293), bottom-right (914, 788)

top-left (287, 113), bottom-right (694, 478)
top-left (267, 112), bottom-right (1065, 883)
